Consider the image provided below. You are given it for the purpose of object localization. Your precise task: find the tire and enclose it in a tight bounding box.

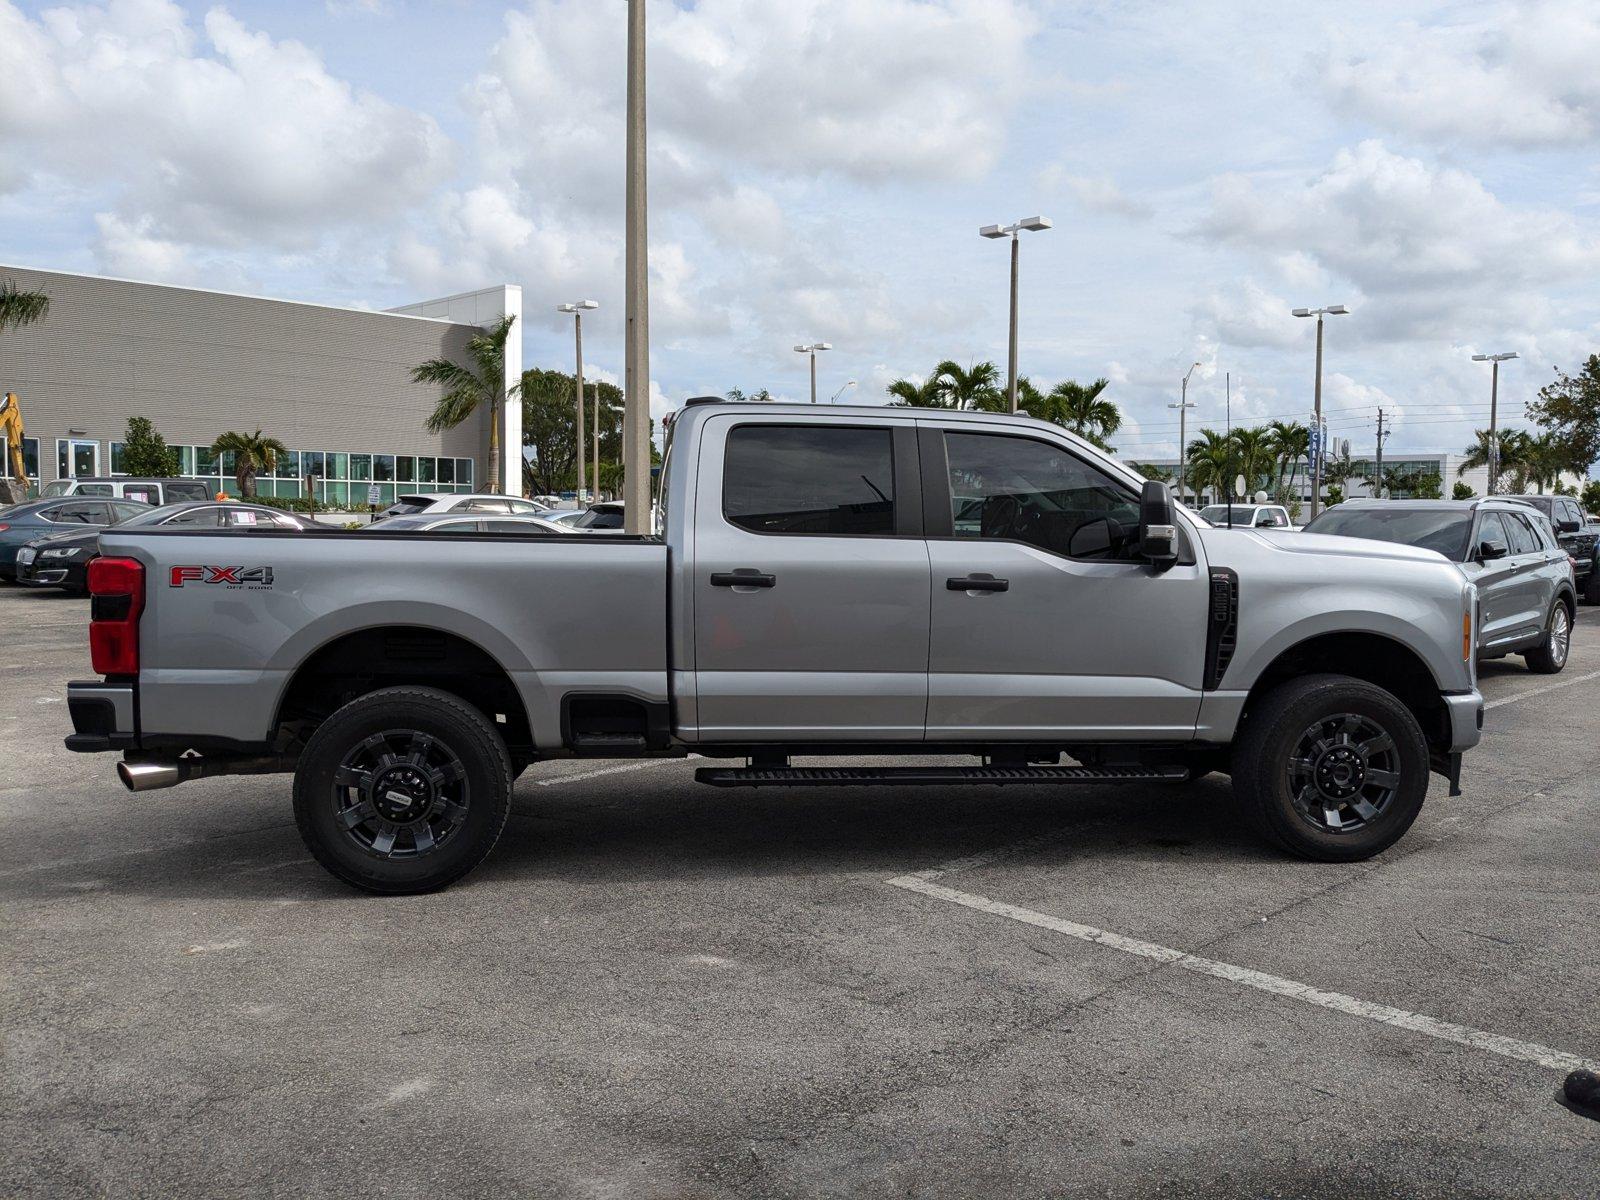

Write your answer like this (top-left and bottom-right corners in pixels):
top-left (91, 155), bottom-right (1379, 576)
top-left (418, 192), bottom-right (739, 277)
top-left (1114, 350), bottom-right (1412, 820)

top-left (1232, 673), bottom-right (1429, 863)
top-left (293, 685), bottom-right (512, 894)
top-left (1523, 599), bottom-right (1572, 674)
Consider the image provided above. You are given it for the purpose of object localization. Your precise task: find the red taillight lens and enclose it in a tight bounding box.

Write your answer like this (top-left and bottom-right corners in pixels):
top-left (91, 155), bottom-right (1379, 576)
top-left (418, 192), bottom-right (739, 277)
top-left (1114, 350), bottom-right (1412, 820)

top-left (89, 556), bottom-right (144, 676)
top-left (0, 523), bottom-right (10, 533)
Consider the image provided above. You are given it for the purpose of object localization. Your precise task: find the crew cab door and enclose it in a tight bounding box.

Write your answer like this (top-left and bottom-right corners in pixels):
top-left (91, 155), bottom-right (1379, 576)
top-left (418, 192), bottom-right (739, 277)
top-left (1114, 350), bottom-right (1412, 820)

top-left (920, 422), bottom-right (1209, 740)
top-left (689, 416), bottom-right (929, 741)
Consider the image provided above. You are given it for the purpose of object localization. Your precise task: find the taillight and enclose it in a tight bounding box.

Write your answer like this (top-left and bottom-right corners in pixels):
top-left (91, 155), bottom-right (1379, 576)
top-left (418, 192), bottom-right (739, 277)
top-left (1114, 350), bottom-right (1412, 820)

top-left (0, 523), bottom-right (9, 533)
top-left (89, 556), bottom-right (144, 676)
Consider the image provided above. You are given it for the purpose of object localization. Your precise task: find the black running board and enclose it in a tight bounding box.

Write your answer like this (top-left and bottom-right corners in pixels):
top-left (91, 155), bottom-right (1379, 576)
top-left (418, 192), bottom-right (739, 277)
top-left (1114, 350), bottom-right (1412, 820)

top-left (695, 764), bottom-right (1189, 788)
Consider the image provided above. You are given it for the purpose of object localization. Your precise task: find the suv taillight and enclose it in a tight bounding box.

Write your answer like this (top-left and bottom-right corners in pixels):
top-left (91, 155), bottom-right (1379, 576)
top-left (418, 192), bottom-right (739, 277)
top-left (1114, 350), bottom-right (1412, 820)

top-left (89, 556), bottom-right (144, 676)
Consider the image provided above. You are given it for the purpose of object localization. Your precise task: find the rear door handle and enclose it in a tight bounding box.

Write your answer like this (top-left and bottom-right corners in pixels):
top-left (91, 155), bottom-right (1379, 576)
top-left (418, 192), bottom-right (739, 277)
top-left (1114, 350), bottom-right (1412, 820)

top-left (710, 569), bottom-right (776, 588)
top-left (946, 574), bottom-right (1009, 592)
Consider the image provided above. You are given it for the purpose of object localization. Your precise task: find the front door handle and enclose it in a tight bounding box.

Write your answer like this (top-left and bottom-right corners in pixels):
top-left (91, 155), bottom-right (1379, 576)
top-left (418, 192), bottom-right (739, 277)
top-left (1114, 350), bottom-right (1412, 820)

top-left (710, 569), bottom-right (776, 588)
top-left (947, 573), bottom-right (1009, 592)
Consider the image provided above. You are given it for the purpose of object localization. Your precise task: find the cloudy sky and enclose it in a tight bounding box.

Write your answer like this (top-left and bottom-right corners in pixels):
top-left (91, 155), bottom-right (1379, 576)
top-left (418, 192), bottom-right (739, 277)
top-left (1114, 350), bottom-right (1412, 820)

top-left (2, 0), bottom-right (1598, 463)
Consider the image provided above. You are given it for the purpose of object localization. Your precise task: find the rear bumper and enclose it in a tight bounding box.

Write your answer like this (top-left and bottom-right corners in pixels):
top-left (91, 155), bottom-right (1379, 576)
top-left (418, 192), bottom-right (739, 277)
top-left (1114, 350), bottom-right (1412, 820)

top-left (65, 680), bottom-right (138, 753)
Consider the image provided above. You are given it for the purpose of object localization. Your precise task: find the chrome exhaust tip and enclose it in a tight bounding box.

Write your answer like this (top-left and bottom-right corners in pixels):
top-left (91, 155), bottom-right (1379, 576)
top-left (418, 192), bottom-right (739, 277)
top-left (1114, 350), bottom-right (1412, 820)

top-left (117, 760), bottom-right (183, 792)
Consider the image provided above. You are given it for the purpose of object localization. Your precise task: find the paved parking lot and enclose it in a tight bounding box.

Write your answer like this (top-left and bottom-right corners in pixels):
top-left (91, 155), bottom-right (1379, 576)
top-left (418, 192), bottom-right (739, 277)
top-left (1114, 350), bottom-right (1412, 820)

top-left (3, 582), bottom-right (1597, 1198)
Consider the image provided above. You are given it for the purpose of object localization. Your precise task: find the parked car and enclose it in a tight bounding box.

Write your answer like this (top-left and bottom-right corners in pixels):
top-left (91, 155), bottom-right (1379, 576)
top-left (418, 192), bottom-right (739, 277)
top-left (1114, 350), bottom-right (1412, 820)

top-left (360, 513), bottom-right (571, 535)
top-left (69, 401), bottom-right (1485, 894)
top-left (1500, 494), bottom-right (1598, 604)
top-left (371, 493), bottom-right (552, 523)
top-left (15, 501), bottom-right (331, 593)
top-left (1198, 503), bottom-right (1298, 530)
top-left (1302, 499), bottom-right (1576, 672)
top-left (38, 476), bottom-right (213, 505)
top-left (0, 498), bottom-right (151, 580)
top-left (564, 501), bottom-right (627, 531)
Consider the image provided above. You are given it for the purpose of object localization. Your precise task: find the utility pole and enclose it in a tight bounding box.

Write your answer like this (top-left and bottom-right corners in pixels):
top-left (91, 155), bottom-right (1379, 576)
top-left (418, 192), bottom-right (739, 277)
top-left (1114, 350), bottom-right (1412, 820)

top-left (1169, 362), bottom-right (1201, 504)
top-left (557, 301), bottom-right (598, 501)
top-left (1471, 352), bottom-right (1517, 495)
top-left (1375, 408), bottom-right (1386, 498)
top-left (623, 0), bottom-right (651, 532)
top-left (1292, 304), bottom-right (1350, 518)
top-left (980, 217), bottom-right (1052, 412)
top-left (592, 381), bottom-right (600, 503)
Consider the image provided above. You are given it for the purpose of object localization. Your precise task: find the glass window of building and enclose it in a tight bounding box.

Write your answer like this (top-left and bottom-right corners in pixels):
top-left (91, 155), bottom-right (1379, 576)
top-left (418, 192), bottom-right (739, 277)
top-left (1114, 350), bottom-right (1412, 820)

top-left (351, 454), bottom-right (372, 482)
top-left (374, 454), bottom-right (394, 482)
top-left (417, 457), bottom-right (436, 484)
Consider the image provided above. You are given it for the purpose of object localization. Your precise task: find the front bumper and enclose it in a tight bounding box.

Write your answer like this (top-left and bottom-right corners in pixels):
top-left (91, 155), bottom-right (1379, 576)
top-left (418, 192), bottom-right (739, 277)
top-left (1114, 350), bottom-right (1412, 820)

top-left (1443, 690), bottom-right (1484, 754)
top-left (17, 564), bottom-right (70, 586)
top-left (65, 680), bottom-right (138, 753)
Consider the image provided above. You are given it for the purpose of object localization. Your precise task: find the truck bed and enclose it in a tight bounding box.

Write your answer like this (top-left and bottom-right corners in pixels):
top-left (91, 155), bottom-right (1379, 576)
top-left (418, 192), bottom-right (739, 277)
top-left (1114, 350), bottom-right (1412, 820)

top-left (98, 529), bottom-right (669, 751)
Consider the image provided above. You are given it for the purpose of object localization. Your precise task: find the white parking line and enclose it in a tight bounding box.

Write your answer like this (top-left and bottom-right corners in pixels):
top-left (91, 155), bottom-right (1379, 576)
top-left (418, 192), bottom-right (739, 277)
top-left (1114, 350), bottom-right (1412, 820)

top-left (1484, 668), bottom-right (1600, 710)
top-left (887, 872), bottom-right (1598, 1075)
top-left (533, 758), bottom-right (684, 787)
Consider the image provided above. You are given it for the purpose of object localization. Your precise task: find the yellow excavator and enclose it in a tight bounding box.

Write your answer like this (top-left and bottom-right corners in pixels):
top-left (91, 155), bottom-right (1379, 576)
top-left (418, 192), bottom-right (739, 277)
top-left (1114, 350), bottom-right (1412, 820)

top-left (1, 391), bottom-right (31, 506)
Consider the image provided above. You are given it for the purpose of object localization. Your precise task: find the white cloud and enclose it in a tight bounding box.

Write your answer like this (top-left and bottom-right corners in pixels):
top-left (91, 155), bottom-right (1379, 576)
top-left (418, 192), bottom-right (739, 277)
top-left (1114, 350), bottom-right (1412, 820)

top-left (1193, 280), bottom-right (1304, 349)
top-left (0, 0), bottom-right (452, 252)
top-left (1042, 170), bottom-right (1152, 219)
top-left (91, 212), bottom-right (198, 282)
top-left (1321, 1), bottom-right (1600, 148)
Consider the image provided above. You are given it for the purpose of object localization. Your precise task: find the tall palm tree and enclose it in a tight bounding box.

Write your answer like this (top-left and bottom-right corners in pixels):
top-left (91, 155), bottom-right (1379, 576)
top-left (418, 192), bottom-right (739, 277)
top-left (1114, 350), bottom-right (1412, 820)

top-left (885, 375), bottom-right (943, 407)
top-left (1265, 420), bottom-right (1310, 492)
top-left (0, 279), bottom-right (50, 333)
top-left (412, 314), bottom-right (518, 493)
top-left (1185, 429), bottom-right (1235, 503)
top-left (1230, 427), bottom-right (1277, 495)
top-left (1522, 431), bottom-right (1567, 494)
top-left (1458, 427), bottom-right (1532, 494)
top-left (929, 359), bottom-right (1006, 411)
top-left (210, 429), bottom-right (287, 498)
top-left (1024, 378), bottom-right (1119, 450)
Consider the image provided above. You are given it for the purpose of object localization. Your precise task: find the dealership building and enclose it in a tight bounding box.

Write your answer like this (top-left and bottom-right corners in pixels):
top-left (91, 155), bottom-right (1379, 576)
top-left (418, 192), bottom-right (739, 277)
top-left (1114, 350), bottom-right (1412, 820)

top-left (0, 265), bottom-right (522, 506)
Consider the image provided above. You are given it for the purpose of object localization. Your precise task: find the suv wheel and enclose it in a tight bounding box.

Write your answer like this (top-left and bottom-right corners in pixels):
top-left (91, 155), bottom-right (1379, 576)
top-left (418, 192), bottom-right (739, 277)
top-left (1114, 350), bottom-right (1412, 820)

top-left (1233, 674), bottom-right (1429, 862)
top-left (293, 686), bottom-right (512, 894)
top-left (1523, 600), bottom-right (1571, 675)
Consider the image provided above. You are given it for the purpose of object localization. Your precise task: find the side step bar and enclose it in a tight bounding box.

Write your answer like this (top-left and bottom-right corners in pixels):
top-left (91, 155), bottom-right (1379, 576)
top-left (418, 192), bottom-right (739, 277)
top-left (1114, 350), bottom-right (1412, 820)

top-left (695, 764), bottom-right (1189, 788)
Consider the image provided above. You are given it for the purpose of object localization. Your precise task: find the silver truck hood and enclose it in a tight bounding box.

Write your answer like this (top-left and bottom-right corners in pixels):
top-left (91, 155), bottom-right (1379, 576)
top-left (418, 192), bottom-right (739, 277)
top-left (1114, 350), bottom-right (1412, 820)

top-left (1197, 527), bottom-right (1452, 567)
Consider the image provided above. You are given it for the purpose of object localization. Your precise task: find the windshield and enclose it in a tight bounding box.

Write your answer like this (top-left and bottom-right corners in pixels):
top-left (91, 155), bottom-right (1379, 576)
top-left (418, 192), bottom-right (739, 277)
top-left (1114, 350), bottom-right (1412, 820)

top-left (1303, 507), bottom-right (1473, 561)
top-left (40, 479), bottom-right (73, 497)
top-left (1199, 505), bottom-right (1255, 523)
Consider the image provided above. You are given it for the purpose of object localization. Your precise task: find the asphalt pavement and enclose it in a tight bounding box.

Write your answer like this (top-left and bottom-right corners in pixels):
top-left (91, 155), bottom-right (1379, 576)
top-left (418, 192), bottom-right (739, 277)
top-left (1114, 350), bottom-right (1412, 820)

top-left (2, 583), bottom-right (1597, 1198)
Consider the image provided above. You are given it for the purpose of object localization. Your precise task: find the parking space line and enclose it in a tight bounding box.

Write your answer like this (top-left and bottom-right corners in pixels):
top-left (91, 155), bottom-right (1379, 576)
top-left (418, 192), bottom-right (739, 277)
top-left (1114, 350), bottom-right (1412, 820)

top-left (1484, 668), bottom-right (1600, 710)
top-left (533, 758), bottom-right (685, 787)
top-left (886, 873), bottom-right (1599, 1075)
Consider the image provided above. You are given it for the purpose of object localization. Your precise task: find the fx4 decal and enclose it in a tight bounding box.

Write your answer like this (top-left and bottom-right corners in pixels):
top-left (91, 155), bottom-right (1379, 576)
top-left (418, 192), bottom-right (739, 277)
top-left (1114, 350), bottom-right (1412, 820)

top-left (169, 565), bottom-right (275, 589)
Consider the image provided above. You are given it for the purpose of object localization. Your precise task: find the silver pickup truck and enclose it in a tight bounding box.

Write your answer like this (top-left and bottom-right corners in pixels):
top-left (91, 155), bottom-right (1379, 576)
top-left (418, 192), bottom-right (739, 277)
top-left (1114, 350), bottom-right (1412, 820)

top-left (67, 402), bottom-right (1484, 893)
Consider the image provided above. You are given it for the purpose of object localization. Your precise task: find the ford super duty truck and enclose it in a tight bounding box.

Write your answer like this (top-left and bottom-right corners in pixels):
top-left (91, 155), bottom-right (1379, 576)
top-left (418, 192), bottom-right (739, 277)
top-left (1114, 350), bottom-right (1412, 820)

top-left (66, 402), bottom-right (1484, 893)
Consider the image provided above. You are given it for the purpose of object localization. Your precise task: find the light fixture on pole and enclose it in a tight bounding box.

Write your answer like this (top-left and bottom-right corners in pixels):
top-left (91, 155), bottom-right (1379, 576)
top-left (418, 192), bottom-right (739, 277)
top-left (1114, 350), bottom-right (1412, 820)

top-left (1470, 351), bottom-right (1518, 495)
top-left (1291, 304), bottom-right (1349, 519)
top-left (829, 380), bottom-right (857, 405)
top-left (622, 0), bottom-right (650, 532)
top-left (794, 343), bottom-right (832, 404)
top-left (1169, 362), bottom-right (1202, 503)
top-left (558, 300), bottom-right (599, 502)
top-left (980, 216), bottom-right (1052, 413)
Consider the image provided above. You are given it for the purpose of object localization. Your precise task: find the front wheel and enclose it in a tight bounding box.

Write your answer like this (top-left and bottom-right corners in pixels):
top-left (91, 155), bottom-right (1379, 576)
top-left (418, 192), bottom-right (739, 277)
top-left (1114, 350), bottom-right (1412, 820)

top-left (1232, 674), bottom-right (1429, 862)
top-left (293, 686), bottom-right (512, 894)
top-left (1523, 600), bottom-right (1571, 674)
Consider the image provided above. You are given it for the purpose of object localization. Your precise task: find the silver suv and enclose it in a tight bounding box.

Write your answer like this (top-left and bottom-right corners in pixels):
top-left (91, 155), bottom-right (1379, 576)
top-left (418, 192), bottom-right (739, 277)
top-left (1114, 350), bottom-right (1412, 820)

top-left (1303, 499), bottom-right (1577, 673)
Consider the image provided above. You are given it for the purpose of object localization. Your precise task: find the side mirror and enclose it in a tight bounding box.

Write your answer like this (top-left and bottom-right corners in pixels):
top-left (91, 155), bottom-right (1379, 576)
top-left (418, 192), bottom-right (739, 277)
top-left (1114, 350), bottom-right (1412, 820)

top-left (1138, 480), bottom-right (1178, 570)
top-left (1477, 538), bottom-right (1508, 561)
top-left (1557, 518), bottom-right (1580, 534)
top-left (1068, 516), bottom-right (1115, 558)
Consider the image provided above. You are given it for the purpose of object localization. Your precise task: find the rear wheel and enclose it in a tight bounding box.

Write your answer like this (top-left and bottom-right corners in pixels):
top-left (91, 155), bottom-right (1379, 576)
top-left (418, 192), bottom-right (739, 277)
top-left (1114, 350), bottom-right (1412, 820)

top-left (1523, 600), bottom-right (1571, 674)
top-left (1233, 674), bottom-right (1429, 862)
top-left (293, 686), bottom-right (511, 894)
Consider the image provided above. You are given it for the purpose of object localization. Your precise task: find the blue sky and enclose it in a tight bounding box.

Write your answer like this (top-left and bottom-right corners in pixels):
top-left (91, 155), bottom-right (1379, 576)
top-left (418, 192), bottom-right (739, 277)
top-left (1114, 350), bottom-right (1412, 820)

top-left (2, 0), bottom-right (1597, 466)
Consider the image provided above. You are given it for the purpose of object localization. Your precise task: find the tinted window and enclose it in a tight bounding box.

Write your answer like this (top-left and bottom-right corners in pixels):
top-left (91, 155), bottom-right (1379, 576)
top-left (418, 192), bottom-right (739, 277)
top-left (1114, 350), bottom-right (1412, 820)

top-left (724, 425), bottom-right (895, 536)
top-left (122, 486), bottom-right (159, 505)
top-left (1303, 507), bottom-right (1473, 560)
top-left (945, 432), bottom-right (1139, 559)
top-left (1559, 499), bottom-right (1582, 527)
top-left (486, 519), bottom-right (545, 533)
top-left (110, 502), bottom-right (150, 523)
top-left (427, 518), bottom-right (482, 533)
top-left (40, 480), bottom-right (73, 497)
top-left (1503, 512), bottom-right (1539, 554)
top-left (78, 483), bottom-right (113, 496)
top-left (1475, 512), bottom-right (1509, 553)
top-left (162, 507), bottom-right (223, 528)
top-left (461, 499), bottom-right (511, 514)
top-left (508, 500), bottom-right (545, 515)
top-left (573, 507), bottom-right (626, 530)
top-left (164, 481), bottom-right (212, 502)
top-left (53, 501), bottom-right (107, 525)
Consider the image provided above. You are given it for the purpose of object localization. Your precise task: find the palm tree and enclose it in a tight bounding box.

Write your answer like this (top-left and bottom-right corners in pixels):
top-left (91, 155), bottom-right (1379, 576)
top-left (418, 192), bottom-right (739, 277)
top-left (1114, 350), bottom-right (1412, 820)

top-left (1523, 431), bottom-right (1567, 494)
top-left (1458, 428), bottom-right (1532, 494)
top-left (1265, 420), bottom-right (1310, 493)
top-left (1024, 378), bottom-right (1119, 450)
top-left (930, 360), bottom-right (1006, 411)
top-left (1185, 429), bottom-right (1235, 504)
top-left (1131, 462), bottom-right (1173, 483)
top-left (0, 279), bottom-right (50, 333)
top-left (210, 429), bottom-right (287, 498)
top-left (1231, 427), bottom-right (1277, 495)
top-left (412, 314), bottom-right (518, 493)
top-left (885, 375), bottom-right (942, 407)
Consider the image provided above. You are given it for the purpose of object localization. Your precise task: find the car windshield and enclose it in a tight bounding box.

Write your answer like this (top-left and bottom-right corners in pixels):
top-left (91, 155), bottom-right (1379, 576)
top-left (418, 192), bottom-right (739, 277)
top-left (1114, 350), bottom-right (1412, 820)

top-left (1200, 506), bottom-right (1255, 523)
top-left (1303, 507), bottom-right (1473, 560)
top-left (40, 480), bottom-right (73, 497)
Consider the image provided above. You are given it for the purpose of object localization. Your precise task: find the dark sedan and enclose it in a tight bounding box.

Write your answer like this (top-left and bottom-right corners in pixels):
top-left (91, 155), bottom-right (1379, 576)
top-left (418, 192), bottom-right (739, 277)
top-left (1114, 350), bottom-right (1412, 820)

top-left (1, 498), bottom-right (151, 581)
top-left (15, 501), bottom-right (331, 592)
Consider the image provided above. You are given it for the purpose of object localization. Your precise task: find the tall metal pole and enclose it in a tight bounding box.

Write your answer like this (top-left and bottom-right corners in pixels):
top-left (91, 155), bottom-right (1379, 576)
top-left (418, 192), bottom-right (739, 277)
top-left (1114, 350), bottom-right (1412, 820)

top-left (1178, 374), bottom-right (1189, 500)
top-left (1007, 233), bottom-right (1021, 412)
top-left (622, 0), bottom-right (651, 533)
top-left (810, 352), bottom-right (817, 404)
top-left (1488, 360), bottom-right (1500, 495)
top-left (1375, 408), bottom-right (1386, 498)
top-left (574, 312), bottom-right (586, 502)
top-left (1309, 313), bottom-right (1325, 519)
top-left (592, 381), bottom-right (600, 502)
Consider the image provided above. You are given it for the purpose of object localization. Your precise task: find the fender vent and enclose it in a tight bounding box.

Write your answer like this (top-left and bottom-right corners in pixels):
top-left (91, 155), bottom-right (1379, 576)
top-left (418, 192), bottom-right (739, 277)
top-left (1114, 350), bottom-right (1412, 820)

top-left (1205, 568), bottom-right (1239, 690)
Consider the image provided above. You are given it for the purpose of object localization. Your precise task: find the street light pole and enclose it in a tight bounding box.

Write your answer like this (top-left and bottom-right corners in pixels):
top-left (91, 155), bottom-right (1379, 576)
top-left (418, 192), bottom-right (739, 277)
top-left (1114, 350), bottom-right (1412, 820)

top-left (622, 0), bottom-right (650, 533)
top-left (1471, 352), bottom-right (1518, 494)
top-left (829, 380), bottom-right (857, 405)
top-left (793, 343), bottom-right (832, 403)
top-left (1292, 304), bottom-right (1349, 519)
top-left (1169, 361), bottom-right (1201, 503)
top-left (593, 381), bottom-right (600, 503)
top-left (980, 217), bottom-right (1052, 412)
top-left (558, 301), bottom-right (598, 501)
